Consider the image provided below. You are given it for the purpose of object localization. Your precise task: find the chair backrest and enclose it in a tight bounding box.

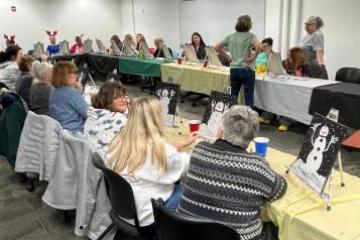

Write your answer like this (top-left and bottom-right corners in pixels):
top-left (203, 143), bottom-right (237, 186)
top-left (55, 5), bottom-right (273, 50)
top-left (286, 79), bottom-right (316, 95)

top-left (91, 153), bottom-right (140, 227)
top-left (151, 199), bottom-right (239, 240)
top-left (335, 67), bottom-right (360, 84)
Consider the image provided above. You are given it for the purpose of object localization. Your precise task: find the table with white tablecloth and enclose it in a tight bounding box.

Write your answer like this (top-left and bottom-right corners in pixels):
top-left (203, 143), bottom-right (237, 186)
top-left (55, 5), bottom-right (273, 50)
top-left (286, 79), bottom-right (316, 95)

top-left (161, 63), bottom-right (338, 125)
top-left (254, 76), bottom-right (338, 124)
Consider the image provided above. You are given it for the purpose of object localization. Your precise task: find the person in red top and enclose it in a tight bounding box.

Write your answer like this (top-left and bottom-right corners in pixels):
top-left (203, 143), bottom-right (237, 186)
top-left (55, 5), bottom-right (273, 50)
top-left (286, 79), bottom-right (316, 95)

top-left (70, 35), bottom-right (84, 54)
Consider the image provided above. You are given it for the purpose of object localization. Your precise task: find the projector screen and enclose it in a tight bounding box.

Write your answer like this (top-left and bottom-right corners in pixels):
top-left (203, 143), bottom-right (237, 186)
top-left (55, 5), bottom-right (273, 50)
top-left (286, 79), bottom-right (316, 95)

top-left (179, 0), bottom-right (265, 46)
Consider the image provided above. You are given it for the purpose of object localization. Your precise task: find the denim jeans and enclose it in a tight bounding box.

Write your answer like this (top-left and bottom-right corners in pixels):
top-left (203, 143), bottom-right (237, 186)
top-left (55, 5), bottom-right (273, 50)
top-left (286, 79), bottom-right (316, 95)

top-left (164, 184), bottom-right (184, 210)
top-left (230, 68), bottom-right (255, 107)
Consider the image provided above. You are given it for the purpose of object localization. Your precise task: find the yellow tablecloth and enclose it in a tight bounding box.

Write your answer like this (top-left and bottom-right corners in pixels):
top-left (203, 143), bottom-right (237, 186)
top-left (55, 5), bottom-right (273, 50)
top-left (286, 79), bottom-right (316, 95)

top-left (164, 119), bottom-right (360, 240)
top-left (161, 63), bottom-right (230, 95)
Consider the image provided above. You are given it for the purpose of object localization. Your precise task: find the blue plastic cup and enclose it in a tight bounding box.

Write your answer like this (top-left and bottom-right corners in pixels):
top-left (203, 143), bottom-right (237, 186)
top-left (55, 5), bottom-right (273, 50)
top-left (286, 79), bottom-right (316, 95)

top-left (254, 137), bottom-right (270, 158)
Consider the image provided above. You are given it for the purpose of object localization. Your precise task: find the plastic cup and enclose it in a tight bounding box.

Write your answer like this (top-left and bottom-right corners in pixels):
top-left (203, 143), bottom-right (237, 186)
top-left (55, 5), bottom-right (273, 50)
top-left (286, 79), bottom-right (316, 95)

top-left (203, 60), bottom-right (209, 68)
top-left (254, 137), bottom-right (270, 158)
top-left (188, 120), bottom-right (201, 133)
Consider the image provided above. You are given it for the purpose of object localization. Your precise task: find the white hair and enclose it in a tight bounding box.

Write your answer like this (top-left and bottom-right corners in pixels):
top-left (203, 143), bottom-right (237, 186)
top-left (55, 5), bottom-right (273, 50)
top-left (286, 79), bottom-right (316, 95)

top-left (31, 60), bottom-right (53, 80)
top-left (222, 105), bottom-right (259, 148)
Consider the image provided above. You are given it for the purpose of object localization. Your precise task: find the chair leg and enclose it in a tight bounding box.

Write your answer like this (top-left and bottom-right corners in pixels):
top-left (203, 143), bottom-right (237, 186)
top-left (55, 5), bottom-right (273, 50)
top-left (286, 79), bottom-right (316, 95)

top-left (26, 178), bottom-right (36, 192)
top-left (97, 223), bottom-right (114, 240)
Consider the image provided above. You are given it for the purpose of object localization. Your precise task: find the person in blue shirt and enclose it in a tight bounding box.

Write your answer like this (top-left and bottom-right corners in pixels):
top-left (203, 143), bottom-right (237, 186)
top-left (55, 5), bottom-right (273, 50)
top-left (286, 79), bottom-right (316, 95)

top-left (46, 30), bottom-right (60, 55)
top-left (49, 61), bottom-right (88, 133)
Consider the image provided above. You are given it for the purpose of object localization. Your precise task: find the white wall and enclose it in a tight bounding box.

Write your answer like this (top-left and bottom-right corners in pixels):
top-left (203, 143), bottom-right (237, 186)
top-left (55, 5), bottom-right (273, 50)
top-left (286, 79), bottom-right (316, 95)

top-left (0, 0), bottom-right (122, 52)
top-left (265, 0), bottom-right (360, 80)
top-left (179, 0), bottom-right (265, 46)
top-left (119, 0), bottom-right (180, 50)
top-left (301, 0), bottom-right (360, 80)
top-left (119, 0), bottom-right (266, 50)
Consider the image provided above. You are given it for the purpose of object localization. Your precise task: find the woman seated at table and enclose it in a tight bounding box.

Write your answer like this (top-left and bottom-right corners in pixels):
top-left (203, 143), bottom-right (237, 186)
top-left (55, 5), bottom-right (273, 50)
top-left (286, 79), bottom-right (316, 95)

top-left (49, 61), bottom-right (88, 133)
top-left (153, 38), bottom-right (173, 58)
top-left (187, 32), bottom-right (207, 61)
top-left (84, 82), bottom-right (128, 159)
top-left (15, 55), bottom-right (35, 106)
top-left (0, 45), bottom-right (23, 91)
top-left (107, 97), bottom-right (197, 229)
top-left (70, 35), bottom-right (84, 54)
top-left (282, 47), bottom-right (310, 77)
top-left (135, 33), bottom-right (149, 52)
top-left (109, 34), bottom-right (123, 52)
top-left (260, 47), bottom-right (310, 131)
top-left (178, 105), bottom-right (287, 240)
top-left (29, 61), bottom-right (53, 115)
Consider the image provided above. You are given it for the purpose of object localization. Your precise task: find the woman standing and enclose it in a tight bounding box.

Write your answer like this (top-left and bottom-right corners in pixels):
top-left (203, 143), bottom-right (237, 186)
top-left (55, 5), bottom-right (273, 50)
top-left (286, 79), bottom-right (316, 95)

top-left (215, 15), bottom-right (260, 107)
top-left (299, 16), bottom-right (328, 79)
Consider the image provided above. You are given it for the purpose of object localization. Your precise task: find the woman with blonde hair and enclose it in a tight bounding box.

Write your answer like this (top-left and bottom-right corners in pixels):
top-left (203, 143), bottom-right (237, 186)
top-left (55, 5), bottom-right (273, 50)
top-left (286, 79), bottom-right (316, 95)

top-left (107, 97), bottom-right (196, 228)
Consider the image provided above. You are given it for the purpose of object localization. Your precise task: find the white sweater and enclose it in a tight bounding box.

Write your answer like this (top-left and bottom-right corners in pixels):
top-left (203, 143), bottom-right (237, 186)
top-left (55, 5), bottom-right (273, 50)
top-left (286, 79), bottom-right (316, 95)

top-left (120, 143), bottom-right (190, 226)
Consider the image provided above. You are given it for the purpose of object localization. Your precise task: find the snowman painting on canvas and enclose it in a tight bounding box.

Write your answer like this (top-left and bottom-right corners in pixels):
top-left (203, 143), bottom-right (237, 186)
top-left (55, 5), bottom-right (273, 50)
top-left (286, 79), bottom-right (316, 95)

top-left (199, 91), bottom-right (237, 142)
top-left (155, 82), bottom-right (180, 126)
top-left (303, 124), bottom-right (338, 174)
top-left (290, 113), bottom-right (348, 197)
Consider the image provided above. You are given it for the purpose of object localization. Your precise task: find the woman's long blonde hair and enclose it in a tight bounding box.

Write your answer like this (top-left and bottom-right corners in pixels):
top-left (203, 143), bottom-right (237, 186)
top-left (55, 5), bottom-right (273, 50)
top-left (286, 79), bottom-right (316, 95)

top-left (107, 97), bottom-right (167, 175)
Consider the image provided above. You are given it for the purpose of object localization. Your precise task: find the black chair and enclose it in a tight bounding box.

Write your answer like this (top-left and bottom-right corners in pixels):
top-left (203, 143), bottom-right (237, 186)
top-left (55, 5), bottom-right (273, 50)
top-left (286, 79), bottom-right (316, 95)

top-left (335, 67), bottom-right (360, 84)
top-left (92, 153), bottom-right (155, 240)
top-left (151, 199), bottom-right (239, 240)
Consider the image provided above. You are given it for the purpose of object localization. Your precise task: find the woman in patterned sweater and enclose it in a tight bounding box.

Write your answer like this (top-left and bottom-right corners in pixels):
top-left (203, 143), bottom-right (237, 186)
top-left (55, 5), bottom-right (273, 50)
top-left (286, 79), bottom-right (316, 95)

top-left (178, 105), bottom-right (287, 240)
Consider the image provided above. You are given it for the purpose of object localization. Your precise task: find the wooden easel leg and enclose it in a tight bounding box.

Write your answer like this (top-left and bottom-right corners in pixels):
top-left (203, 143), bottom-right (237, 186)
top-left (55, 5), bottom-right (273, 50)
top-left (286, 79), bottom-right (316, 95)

top-left (326, 169), bottom-right (334, 211)
top-left (338, 152), bottom-right (345, 187)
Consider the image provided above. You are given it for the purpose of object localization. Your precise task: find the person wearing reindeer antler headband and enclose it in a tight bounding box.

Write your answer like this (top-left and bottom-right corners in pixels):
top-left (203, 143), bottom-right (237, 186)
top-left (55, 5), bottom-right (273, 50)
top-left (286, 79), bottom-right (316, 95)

top-left (70, 34), bottom-right (84, 54)
top-left (46, 30), bottom-right (60, 55)
top-left (4, 34), bottom-right (16, 47)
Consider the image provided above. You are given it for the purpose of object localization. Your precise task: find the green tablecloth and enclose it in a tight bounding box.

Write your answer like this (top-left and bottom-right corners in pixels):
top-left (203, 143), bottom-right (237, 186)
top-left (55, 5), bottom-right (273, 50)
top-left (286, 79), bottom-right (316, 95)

top-left (118, 57), bottom-right (167, 77)
top-left (161, 63), bottom-right (230, 95)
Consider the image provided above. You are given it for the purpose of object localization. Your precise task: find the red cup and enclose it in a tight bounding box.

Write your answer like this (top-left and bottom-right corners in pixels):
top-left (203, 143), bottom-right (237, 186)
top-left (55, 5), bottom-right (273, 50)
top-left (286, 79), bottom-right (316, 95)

top-left (188, 120), bottom-right (201, 132)
top-left (177, 57), bottom-right (182, 65)
top-left (203, 60), bottom-right (209, 68)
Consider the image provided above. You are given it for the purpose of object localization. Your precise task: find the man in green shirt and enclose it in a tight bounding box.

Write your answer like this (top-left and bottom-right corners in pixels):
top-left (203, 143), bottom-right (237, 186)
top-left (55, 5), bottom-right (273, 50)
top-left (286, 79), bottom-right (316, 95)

top-left (215, 15), bottom-right (260, 107)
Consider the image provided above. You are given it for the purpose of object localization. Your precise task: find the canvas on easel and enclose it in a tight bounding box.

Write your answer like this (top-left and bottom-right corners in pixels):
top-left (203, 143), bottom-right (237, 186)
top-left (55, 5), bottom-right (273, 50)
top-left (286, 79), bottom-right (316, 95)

top-left (59, 40), bottom-right (70, 55)
top-left (83, 39), bottom-right (94, 53)
top-left (33, 42), bottom-right (45, 58)
top-left (140, 42), bottom-right (153, 58)
top-left (182, 44), bottom-right (200, 63)
top-left (155, 82), bottom-right (180, 127)
top-left (289, 113), bottom-right (348, 200)
top-left (198, 91), bottom-right (237, 142)
top-left (123, 41), bottom-right (136, 57)
top-left (110, 39), bottom-right (122, 55)
top-left (157, 43), bottom-right (172, 60)
top-left (205, 47), bottom-right (223, 67)
top-left (96, 39), bottom-right (107, 53)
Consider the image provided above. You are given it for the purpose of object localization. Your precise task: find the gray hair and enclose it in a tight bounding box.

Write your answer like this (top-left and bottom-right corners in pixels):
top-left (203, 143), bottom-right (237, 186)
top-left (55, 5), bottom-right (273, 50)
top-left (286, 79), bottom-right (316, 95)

top-left (31, 60), bottom-right (53, 80)
top-left (222, 105), bottom-right (259, 148)
top-left (307, 16), bottom-right (324, 29)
